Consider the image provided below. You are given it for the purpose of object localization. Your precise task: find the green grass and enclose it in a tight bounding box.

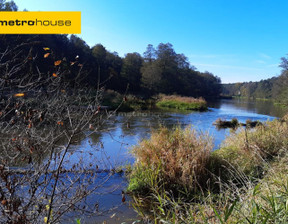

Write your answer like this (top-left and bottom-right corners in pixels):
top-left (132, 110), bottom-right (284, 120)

top-left (102, 90), bottom-right (155, 111)
top-left (156, 95), bottom-right (208, 111)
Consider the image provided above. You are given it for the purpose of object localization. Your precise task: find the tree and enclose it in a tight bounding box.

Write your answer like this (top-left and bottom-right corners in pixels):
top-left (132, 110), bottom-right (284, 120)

top-left (121, 53), bottom-right (143, 92)
top-left (140, 42), bottom-right (222, 97)
top-left (105, 51), bottom-right (125, 91)
top-left (91, 44), bottom-right (107, 64)
top-left (141, 43), bottom-right (178, 93)
top-left (69, 35), bottom-right (90, 57)
top-left (0, 0), bottom-right (17, 11)
top-left (280, 54), bottom-right (288, 71)
top-left (141, 60), bottom-right (162, 93)
top-left (91, 44), bottom-right (108, 84)
top-left (143, 44), bottom-right (156, 63)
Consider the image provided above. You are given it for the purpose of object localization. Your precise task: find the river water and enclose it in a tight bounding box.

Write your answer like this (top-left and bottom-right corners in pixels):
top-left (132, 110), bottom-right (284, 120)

top-left (62, 99), bottom-right (287, 223)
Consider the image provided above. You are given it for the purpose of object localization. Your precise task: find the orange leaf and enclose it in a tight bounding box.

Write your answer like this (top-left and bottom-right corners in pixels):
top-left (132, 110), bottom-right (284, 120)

top-left (44, 53), bottom-right (50, 58)
top-left (11, 137), bottom-right (17, 141)
top-left (29, 147), bottom-right (34, 154)
top-left (61, 89), bottom-right (66, 93)
top-left (70, 61), bottom-right (76, 66)
top-left (57, 121), bottom-right (64, 126)
top-left (1, 200), bottom-right (7, 206)
top-left (28, 123), bottom-right (32, 129)
top-left (52, 73), bottom-right (58, 77)
top-left (54, 60), bottom-right (62, 66)
top-left (14, 93), bottom-right (25, 97)
top-left (43, 47), bottom-right (50, 51)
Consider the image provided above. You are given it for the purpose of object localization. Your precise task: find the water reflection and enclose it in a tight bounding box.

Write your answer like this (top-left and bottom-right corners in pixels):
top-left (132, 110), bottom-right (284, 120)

top-left (54, 99), bottom-right (288, 222)
top-left (65, 99), bottom-right (284, 171)
top-left (208, 98), bottom-right (287, 117)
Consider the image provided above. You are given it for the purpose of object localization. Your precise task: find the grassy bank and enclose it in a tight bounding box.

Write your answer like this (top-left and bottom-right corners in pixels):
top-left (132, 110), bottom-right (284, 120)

top-left (102, 91), bottom-right (208, 112)
top-left (102, 90), bottom-right (155, 111)
top-left (127, 116), bottom-right (288, 223)
top-left (156, 94), bottom-right (208, 111)
top-left (231, 95), bottom-right (288, 108)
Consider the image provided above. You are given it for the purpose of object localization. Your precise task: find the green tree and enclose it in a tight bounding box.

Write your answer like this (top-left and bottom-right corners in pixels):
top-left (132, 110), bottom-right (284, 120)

top-left (121, 52), bottom-right (143, 92)
top-left (280, 54), bottom-right (288, 71)
top-left (143, 44), bottom-right (156, 63)
top-left (91, 44), bottom-right (108, 83)
top-left (141, 60), bottom-right (162, 92)
top-left (144, 43), bottom-right (179, 93)
top-left (70, 35), bottom-right (90, 56)
top-left (0, 0), bottom-right (17, 11)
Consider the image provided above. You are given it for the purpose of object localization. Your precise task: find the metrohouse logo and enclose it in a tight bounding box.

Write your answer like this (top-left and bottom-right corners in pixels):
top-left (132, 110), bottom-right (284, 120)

top-left (0, 11), bottom-right (81, 34)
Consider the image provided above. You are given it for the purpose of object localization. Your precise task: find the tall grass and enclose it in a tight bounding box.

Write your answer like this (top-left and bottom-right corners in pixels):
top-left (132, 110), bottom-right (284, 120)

top-left (128, 126), bottom-right (213, 194)
top-left (215, 119), bottom-right (288, 177)
top-left (127, 116), bottom-right (288, 223)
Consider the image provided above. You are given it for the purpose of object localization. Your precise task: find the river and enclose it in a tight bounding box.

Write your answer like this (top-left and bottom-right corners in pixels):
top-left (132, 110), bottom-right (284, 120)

top-left (62, 99), bottom-right (287, 223)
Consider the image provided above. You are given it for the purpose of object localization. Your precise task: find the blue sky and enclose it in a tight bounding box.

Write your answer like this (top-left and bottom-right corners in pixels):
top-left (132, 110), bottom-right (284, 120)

top-left (13, 0), bottom-right (288, 83)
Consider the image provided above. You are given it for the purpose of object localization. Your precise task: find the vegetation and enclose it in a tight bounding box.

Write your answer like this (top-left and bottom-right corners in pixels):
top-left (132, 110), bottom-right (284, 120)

top-left (127, 126), bottom-right (213, 193)
top-left (213, 118), bottom-right (240, 129)
top-left (0, 2), bottom-right (222, 100)
top-left (222, 55), bottom-right (288, 105)
top-left (2, 0), bottom-right (288, 223)
top-left (127, 116), bottom-right (288, 223)
top-left (214, 118), bottom-right (262, 129)
top-left (0, 1), bottom-right (223, 222)
top-left (156, 95), bottom-right (208, 111)
top-left (102, 89), bottom-right (155, 111)
top-left (0, 39), bottom-right (120, 222)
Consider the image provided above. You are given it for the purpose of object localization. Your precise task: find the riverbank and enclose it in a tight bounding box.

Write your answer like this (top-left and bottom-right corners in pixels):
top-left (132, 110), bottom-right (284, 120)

top-left (127, 115), bottom-right (288, 223)
top-left (229, 96), bottom-right (288, 108)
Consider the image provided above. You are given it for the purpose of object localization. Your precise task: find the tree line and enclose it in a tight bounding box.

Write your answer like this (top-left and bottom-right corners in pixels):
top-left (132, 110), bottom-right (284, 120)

top-left (222, 56), bottom-right (288, 104)
top-left (0, 34), bottom-right (221, 98)
top-left (0, 1), bottom-right (222, 99)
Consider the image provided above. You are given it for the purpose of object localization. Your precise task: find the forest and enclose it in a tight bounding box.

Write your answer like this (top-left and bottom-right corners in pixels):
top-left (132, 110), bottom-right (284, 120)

top-left (0, 34), bottom-right (222, 99)
top-left (222, 56), bottom-right (288, 105)
top-left (0, 1), bottom-right (222, 99)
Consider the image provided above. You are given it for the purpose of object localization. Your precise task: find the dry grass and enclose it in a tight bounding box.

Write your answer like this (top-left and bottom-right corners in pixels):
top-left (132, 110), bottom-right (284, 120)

top-left (128, 116), bottom-right (288, 223)
top-left (129, 126), bottom-right (213, 193)
top-left (214, 118), bottom-right (240, 129)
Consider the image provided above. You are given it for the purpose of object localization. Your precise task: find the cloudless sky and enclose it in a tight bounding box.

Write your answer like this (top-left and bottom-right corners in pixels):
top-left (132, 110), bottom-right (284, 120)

top-left (13, 0), bottom-right (288, 83)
